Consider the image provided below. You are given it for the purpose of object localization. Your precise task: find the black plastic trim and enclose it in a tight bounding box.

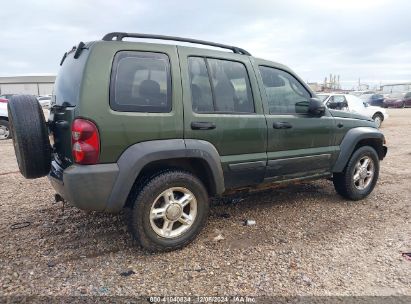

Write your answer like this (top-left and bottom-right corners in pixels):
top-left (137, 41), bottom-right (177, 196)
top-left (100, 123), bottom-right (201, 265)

top-left (102, 32), bottom-right (251, 56)
top-left (333, 127), bottom-right (385, 172)
top-left (48, 162), bottom-right (119, 212)
top-left (267, 154), bottom-right (331, 178)
top-left (229, 161), bottom-right (266, 172)
top-left (105, 139), bottom-right (225, 212)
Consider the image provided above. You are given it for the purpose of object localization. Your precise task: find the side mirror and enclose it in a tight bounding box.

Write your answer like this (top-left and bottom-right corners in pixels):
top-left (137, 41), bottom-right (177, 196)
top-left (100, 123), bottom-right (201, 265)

top-left (308, 98), bottom-right (326, 116)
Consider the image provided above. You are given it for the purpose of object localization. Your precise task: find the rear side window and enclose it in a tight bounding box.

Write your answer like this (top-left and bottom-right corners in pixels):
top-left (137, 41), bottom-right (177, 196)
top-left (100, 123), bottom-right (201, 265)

top-left (110, 51), bottom-right (171, 112)
top-left (188, 57), bottom-right (255, 113)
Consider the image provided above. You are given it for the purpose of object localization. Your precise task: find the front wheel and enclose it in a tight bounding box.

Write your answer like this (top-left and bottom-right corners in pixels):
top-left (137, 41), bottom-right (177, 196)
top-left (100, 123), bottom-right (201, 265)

top-left (129, 170), bottom-right (209, 252)
top-left (333, 146), bottom-right (380, 201)
top-left (372, 113), bottom-right (383, 128)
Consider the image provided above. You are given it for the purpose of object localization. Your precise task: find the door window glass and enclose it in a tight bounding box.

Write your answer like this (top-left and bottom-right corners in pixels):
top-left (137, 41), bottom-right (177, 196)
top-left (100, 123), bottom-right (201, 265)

top-left (188, 57), bottom-right (255, 113)
top-left (188, 57), bottom-right (214, 112)
top-left (208, 59), bottom-right (254, 113)
top-left (258, 66), bottom-right (311, 114)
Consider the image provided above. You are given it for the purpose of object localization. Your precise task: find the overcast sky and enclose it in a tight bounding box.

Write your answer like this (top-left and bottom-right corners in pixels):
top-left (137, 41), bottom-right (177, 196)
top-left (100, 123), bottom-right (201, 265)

top-left (1, 0), bottom-right (410, 88)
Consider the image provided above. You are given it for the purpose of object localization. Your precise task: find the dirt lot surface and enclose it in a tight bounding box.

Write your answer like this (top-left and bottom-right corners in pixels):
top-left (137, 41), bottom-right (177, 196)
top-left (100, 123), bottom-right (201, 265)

top-left (0, 109), bottom-right (410, 297)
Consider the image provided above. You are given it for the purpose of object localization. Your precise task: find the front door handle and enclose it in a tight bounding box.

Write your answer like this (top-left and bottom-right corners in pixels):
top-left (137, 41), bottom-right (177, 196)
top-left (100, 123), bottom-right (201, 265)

top-left (273, 122), bottom-right (292, 129)
top-left (191, 121), bottom-right (216, 130)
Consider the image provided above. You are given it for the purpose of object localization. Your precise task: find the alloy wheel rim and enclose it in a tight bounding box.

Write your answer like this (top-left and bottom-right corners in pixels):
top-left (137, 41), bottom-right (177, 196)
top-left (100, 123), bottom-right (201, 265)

top-left (353, 156), bottom-right (374, 190)
top-left (149, 187), bottom-right (197, 238)
top-left (0, 125), bottom-right (9, 140)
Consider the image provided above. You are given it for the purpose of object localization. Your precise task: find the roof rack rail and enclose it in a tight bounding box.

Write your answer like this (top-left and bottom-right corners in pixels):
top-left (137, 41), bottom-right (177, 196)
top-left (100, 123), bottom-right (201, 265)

top-left (102, 32), bottom-right (251, 56)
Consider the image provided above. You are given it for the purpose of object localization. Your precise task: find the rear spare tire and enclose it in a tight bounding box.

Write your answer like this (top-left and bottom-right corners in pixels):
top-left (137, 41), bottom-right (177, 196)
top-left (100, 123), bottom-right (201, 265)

top-left (8, 95), bottom-right (51, 178)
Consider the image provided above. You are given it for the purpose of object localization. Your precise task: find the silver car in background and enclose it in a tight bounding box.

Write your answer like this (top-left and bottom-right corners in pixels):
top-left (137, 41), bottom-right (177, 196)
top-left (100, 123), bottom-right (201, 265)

top-left (317, 93), bottom-right (388, 128)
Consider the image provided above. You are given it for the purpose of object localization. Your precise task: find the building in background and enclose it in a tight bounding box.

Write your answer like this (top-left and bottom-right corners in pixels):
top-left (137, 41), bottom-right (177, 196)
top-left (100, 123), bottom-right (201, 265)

top-left (0, 76), bottom-right (56, 96)
top-left (380, 82), bottom-right (411, 94)
top-left (308, 74), bottom-right (343, 92)
top-left (307, 82), bottom-right (323, 92)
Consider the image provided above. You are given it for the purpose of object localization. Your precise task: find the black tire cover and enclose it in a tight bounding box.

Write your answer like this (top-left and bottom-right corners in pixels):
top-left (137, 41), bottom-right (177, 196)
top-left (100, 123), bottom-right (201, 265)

top-left (8, 95), bottom-right (51, 179)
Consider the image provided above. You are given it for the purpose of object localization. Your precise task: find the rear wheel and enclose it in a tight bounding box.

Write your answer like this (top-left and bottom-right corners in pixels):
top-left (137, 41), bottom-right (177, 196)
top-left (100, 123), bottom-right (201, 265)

top-left (0, 119), bottom-right (11, 140)
top-left (333, 146), bottom-right (379, 200)
top-left (129, 170), bottom-right (209, 251)
top-left (7, 95), bottom-right (51, 178)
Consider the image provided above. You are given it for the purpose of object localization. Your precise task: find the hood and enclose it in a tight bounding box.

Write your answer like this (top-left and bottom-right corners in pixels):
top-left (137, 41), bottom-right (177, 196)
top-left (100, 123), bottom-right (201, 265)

top-left (368, 105), bottom-right (386, 113)
top-left (328, 109), bottom-right (373, 122)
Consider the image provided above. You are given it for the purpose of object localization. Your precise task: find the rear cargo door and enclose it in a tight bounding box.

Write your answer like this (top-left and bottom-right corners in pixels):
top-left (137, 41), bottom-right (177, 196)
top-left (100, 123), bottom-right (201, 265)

top-left (49, 46), bottom-right (90, 166)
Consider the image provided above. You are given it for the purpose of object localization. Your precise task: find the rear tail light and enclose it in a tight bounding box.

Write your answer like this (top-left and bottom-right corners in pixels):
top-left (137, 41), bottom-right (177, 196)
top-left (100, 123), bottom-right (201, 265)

top-left (0, 99), bottom-right (8, 103)
top-left (71, 118), bottom-right (100, 165)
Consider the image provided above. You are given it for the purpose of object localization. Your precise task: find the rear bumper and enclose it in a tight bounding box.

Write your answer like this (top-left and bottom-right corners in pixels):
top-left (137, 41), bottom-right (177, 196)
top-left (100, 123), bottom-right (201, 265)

top-left (48, 160), bottom-right (119, 212)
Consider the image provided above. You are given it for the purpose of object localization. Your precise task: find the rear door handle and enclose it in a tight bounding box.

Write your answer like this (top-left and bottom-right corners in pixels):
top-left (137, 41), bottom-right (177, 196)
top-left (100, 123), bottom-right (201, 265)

top-left (191, 121), bottom-right (216, 130)
top-left (273, 122), bottom-right (292, 129)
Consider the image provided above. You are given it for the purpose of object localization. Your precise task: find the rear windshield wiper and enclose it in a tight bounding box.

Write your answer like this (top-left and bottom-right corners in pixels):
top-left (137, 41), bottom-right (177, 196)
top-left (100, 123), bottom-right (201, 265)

top-left (59, 42), bottom-right (86, 66)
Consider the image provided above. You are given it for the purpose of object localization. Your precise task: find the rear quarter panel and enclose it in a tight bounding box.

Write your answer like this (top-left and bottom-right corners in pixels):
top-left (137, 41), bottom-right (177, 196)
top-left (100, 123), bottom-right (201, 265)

top-left (78, 41), bottom-right (184, 163)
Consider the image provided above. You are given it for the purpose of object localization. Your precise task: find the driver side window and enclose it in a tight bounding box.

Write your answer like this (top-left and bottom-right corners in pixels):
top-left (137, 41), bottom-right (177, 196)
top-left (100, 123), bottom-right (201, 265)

top-left (259, 66), bottom-right (311, 114)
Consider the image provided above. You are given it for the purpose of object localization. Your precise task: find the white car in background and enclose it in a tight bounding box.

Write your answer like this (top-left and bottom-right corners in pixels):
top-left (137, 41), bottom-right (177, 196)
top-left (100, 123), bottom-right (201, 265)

top-left (37, 95), bottom-right (51, 108)
top-left (0, 102), bottom-right (10, 140)
top-left (317, 93), bottom-right (388, 128)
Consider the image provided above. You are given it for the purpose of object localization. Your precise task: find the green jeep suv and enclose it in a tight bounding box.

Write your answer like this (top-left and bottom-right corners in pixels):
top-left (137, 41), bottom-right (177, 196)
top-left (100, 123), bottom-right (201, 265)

top-left (8, 32), bottom-right (387, 251)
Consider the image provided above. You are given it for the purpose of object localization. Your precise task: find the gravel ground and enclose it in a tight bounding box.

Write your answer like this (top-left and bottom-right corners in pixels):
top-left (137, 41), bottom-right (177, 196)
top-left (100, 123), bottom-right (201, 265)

top-left (0, 109), bottom-right (410, 297)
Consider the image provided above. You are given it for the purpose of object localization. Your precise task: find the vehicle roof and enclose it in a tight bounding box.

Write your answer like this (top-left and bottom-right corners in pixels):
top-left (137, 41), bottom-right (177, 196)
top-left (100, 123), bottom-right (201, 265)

top-left (93, 32), bottom-right (292, 70)
top-left (102, 32), bottom-right (251, 55)
top-left (89, 39), bottom-right (296, 76)
top-left (82, 36), bottom-right (312, 94)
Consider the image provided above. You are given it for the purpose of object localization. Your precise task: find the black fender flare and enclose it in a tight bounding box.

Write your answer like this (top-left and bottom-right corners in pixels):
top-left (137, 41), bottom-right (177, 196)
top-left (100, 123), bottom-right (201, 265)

top-left (333, 127), bottom-right (385, 172)
top-left (105, 139), bottom-right (224, 212)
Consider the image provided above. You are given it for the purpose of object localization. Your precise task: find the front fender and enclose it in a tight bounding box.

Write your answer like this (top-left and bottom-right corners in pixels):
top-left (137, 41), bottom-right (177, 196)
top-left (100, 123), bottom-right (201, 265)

top-left (333, 127), bottom-right (385, 172)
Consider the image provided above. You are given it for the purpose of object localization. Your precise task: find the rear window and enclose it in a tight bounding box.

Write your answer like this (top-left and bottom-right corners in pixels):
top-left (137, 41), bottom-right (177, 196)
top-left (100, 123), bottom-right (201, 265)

top-left (53, 50), bottom-right (89, 107)
top-left (110, 51), bottom-right (171, 113)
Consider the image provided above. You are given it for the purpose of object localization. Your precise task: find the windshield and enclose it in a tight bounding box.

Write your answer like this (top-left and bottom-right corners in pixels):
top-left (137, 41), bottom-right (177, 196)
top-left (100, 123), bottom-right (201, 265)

top-left (317, 94), bottom-right (329, 102)
top-left (346, 95), bottom-right (366, 110)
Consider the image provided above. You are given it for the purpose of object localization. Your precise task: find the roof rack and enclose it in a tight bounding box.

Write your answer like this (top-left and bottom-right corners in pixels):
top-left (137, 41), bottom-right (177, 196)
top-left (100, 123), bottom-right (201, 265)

top-left (102, 32), bottom-right (251, 56)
